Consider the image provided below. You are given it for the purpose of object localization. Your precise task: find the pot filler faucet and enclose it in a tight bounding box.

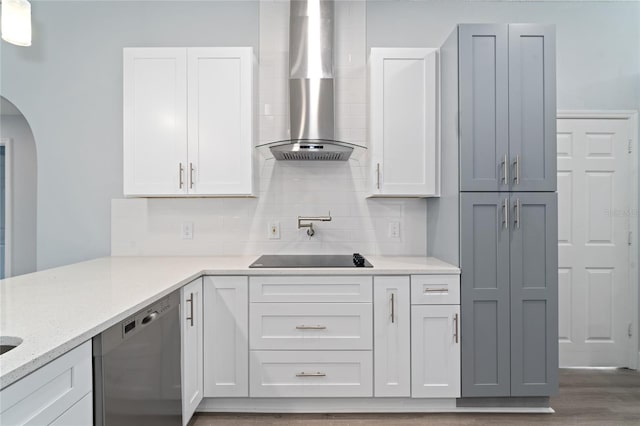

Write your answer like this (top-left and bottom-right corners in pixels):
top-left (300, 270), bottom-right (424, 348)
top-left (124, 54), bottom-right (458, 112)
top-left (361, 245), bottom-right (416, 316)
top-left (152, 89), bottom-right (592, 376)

top-left (298, 212), bottom-right (332, 237)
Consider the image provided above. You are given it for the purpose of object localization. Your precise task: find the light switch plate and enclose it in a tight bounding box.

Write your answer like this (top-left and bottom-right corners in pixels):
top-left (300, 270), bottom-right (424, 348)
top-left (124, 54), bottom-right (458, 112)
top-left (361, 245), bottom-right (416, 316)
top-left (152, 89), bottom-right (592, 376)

top-left (388, 221), bottom-right (400, 238)
top-left (268, 222), bottom-right (280, 239)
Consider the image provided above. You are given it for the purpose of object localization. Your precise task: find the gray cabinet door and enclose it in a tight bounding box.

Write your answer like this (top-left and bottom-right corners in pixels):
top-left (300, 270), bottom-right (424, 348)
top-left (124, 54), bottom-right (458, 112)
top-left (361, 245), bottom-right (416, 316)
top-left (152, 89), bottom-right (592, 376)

top-left (510, 193), bottom-right (558, 396)
top-left (508, 24), bottom-right (557, 192)
top-left (459, 25), bottom-right (510, 192)
top-left (460, 193), bottom-right (511, 397)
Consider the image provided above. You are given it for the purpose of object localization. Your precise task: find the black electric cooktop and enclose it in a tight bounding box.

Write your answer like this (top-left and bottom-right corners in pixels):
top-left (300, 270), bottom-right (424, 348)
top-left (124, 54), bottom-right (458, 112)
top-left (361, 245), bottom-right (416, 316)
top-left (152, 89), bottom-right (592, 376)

top-left (249, 254), bottom-right (373, 268)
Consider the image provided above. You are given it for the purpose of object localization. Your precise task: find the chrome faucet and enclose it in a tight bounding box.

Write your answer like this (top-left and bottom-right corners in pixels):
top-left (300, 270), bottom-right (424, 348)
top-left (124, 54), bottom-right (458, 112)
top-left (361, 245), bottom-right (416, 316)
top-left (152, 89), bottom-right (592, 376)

top-left (297, 212), bottom-right (332, 237)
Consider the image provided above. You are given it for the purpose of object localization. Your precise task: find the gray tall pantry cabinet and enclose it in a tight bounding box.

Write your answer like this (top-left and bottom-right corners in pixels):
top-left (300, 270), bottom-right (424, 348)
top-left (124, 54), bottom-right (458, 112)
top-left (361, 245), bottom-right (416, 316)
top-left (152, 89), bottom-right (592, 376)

top-left (430, 23), bottom-right (558, 401)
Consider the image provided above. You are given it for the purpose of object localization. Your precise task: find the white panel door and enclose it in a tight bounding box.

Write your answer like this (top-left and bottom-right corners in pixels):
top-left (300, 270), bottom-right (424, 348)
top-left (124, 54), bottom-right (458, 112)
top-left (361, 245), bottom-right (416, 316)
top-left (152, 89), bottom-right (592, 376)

top-left (557, 118), bottom-right (632, 367)
top-left (411, 305), bottom-right (460, 398)
top-left (373, 276), bottom-right (410, 397)
top-left (203, 276), bottom-right (249, 397)
top-left (369, 48), bottom-right (439, 197)
top-left (187, 47), bottom-right (253, 195)
top-left (181, 278), bottom-right (203, 425)
top-left (123, 48), bottom-right (188, 196)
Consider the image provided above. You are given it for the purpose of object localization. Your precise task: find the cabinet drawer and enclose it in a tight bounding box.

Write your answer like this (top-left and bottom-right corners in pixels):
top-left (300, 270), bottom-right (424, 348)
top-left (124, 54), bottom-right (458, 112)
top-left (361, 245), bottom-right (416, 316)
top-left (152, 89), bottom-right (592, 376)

top-left (250, 351), bottom-right (373, 397)
top-left (249, 276), bottom-right (372, 303)
top-left (411, 275), bottom-right (460, 304)
top-left (250, 303), bottom-right (372, 350)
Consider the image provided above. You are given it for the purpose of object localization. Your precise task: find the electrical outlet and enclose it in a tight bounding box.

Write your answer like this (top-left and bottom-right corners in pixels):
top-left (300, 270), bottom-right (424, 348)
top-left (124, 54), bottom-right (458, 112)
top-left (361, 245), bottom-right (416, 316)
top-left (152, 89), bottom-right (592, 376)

top-left (388, 221), bottom-right (400, 238)
top-left (268, 222), bottom-right (280, 239)
top-left (181, 222), bottom-right (194, 240)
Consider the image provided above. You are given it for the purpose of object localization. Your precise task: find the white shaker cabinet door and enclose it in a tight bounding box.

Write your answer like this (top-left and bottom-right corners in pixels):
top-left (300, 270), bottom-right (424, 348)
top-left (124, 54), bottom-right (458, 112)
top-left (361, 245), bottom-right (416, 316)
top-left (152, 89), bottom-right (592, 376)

top-left (369, 47), bottom-right (439, 197)
top-left (123, 48), bottom-right (188, 196)
top-left (187, 47), bottom-right (254, 196)
top-left (373, 276), bottom-right (410, 397)
top-left (181, 278), bottom-right (203, 425)
top-left (203, 276), bottom-right (249, 397)
top-left (411, 305), bottom-right (461, 398)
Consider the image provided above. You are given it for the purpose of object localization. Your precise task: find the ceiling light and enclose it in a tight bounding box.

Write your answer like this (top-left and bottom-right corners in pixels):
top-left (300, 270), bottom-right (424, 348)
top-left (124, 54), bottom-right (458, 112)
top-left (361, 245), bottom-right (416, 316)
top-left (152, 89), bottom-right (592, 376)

top-left (1, 0), bottom-right (32, 47)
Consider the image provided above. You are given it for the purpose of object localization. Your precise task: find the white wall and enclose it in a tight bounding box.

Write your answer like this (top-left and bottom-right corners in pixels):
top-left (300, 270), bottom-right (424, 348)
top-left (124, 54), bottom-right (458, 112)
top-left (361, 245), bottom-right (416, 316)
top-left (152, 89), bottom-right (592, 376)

top-left (366, 0), bottom-right (639, 112)
top-left (0, 114), bottom-right (37, 276)
top-left (1, 0), bottom-right (260, 270)
top-left (112, 0), bottom-right (427, 257)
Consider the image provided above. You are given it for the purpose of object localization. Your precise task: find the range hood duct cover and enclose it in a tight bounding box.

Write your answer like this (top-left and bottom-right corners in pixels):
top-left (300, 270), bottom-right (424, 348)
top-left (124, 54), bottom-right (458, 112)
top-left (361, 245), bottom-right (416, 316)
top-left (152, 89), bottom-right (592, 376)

top-left (258, 0), bottom-right (364, 161)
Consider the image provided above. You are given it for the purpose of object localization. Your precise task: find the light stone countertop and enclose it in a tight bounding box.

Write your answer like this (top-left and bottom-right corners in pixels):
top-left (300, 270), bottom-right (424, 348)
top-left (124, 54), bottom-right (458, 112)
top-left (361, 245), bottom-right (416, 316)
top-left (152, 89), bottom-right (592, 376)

top-left (0, 255), bottom-right (459, 389)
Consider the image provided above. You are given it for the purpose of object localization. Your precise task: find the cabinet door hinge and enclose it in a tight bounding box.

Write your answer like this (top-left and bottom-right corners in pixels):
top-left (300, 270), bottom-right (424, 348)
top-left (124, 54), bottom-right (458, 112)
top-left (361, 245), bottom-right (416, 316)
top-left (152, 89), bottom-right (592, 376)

top-left (629, 139), bottom-right (633, 154)
top-left (628, 323), bottom-right (633, 338)
top-left (629, 231), bottom-right (633, 246)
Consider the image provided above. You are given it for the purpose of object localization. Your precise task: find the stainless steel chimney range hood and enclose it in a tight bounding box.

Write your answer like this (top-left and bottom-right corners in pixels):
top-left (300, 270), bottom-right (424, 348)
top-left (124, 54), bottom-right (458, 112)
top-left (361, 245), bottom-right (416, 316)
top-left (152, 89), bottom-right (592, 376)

top-left (256, 0), bottom-right (365, 161)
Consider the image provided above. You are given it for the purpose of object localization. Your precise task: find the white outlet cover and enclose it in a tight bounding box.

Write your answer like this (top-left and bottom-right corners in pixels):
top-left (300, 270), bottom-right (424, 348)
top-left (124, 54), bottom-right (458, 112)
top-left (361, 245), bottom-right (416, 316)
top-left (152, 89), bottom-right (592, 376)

top-left (181, 222), bottom-right (194, 240)
top-left (388, 221), bottom-right (400, 238)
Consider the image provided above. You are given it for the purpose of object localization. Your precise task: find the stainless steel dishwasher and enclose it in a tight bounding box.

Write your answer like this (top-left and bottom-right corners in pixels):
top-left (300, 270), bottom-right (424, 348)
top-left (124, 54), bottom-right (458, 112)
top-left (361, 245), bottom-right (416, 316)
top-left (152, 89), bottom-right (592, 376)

top-left (93, 291), bottom-right (182, 426)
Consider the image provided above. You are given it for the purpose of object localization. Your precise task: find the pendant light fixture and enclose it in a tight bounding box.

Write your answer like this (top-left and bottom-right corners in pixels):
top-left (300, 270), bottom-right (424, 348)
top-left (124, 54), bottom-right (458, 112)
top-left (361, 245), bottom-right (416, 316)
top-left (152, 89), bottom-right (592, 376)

top-left (1, 0), bottom-right (32, 47)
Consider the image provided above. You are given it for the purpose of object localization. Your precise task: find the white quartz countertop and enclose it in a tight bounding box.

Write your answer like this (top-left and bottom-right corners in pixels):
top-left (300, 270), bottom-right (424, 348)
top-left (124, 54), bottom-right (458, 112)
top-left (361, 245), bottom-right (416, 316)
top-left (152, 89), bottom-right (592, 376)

top-left (0, 255), bottom-right (459, 389)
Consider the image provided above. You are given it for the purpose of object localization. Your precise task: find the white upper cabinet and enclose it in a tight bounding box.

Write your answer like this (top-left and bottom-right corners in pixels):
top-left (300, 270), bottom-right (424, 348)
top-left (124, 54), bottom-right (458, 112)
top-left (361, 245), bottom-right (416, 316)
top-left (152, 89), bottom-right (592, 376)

top-left (123, 48), bottom-right (188, 196)
top-left (369, 48), bottom-right (439, 197)
top-left (124, 47), bottom-right (254, 197)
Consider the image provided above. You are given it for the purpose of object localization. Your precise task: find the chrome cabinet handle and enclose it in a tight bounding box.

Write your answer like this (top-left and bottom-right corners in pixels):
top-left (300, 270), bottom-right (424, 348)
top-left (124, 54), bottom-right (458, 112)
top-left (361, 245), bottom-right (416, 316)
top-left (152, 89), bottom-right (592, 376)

top-left (513, 155), bottom-right (520, 185)
top-left (453, 313), bottom-right (459, 344)
top-left (189, 163), bottom-right (194, 189)
top-left (501, 154), bottom-right (508, 185)
top-left (423, 288), bottom-right (448, 293)
top-left (186, 293), bottom-right (194, 327)
top-left (179, 163), bottom-right (184, 188)
top-left (296, 372), bottom-right (326, 377)
top-left (502, 197), bottom-right (509, 229)
top-left (296, 325), bottom-right (327, 330)
top-left (376, 163), bottom-right (381, 189)
top-left (514, 198), bottom-right (520, 229)
top-left (390, 292), bottom-right (395, 323)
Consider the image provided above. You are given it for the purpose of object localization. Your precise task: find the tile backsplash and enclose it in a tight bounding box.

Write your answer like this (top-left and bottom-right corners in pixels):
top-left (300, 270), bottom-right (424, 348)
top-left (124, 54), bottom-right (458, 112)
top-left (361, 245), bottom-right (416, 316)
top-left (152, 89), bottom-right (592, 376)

top-left (111, 0), bottom-right (428, 257)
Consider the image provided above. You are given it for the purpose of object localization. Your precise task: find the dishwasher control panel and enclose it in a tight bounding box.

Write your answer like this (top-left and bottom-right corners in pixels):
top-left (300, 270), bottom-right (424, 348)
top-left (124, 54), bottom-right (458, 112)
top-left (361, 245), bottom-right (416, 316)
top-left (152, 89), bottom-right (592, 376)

top-left (121, 294), bottom-right (176, 339)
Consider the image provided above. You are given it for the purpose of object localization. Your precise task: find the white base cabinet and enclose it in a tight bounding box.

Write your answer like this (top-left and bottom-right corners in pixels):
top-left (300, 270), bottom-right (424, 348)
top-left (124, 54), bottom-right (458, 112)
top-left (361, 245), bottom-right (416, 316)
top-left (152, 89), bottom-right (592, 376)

top-left (411, 305), bottom-right (461, 398)
top-left (203, 276), bottom-right (249, 397)
top-left (373, 276), bottom-right (411, 397)
top-left (181, 278), bottom-right (203, 425)
top-left (0, 341), bottom-right (92, 426)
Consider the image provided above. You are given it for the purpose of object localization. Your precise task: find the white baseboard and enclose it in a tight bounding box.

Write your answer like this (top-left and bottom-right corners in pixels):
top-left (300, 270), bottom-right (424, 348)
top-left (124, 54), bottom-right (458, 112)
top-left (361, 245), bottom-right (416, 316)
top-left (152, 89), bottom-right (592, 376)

top-left (197, 398), bottom-right (554, 414)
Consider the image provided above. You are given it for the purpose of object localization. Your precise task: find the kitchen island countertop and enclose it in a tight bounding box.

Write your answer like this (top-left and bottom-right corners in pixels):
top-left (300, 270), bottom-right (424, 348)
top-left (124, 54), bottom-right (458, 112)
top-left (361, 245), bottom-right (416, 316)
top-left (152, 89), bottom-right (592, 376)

top-left (0, 255), bottom-right (459, 389)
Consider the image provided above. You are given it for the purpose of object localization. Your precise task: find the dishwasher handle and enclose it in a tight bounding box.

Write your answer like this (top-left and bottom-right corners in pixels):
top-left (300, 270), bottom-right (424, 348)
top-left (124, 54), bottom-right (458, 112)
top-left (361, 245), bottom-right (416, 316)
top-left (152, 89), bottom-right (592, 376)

top-left (141, 311), bottom-right (159, 325)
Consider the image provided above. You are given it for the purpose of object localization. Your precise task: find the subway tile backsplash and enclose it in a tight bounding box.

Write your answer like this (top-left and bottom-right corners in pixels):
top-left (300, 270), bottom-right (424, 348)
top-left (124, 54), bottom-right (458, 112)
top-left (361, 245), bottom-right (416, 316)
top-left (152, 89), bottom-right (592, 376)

top-left (110, 0), bottom-right (428, 257)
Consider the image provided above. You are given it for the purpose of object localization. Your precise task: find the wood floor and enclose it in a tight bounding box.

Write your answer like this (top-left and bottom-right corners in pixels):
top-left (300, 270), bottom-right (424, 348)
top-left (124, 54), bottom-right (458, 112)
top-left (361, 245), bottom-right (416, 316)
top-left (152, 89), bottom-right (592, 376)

top-left (191, 369), bottom-right (640, 425)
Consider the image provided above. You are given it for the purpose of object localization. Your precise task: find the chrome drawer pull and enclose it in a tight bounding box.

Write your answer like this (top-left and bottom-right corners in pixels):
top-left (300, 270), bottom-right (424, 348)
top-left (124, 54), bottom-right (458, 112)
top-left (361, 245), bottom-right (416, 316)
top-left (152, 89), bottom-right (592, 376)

top-left (296, 325), bottom-right (327, 330)
top-left (423, 288), bottom-right (448, 293)
top-left (296, 372), bottom-right (326, 377)
top-left (453, 313), bottom-right (459, 343)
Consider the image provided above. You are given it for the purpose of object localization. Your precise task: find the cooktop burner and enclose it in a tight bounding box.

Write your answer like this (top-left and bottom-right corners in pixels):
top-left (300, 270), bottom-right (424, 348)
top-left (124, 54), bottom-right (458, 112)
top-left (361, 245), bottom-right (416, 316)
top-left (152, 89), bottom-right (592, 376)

top-left (249, 254), bottom-right (373, 268)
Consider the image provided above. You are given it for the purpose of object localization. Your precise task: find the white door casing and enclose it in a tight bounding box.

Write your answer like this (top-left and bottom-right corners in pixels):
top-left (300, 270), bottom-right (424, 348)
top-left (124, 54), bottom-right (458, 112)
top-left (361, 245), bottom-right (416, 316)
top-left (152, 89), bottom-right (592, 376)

top-left (557, 112), bottom-right (638, 368)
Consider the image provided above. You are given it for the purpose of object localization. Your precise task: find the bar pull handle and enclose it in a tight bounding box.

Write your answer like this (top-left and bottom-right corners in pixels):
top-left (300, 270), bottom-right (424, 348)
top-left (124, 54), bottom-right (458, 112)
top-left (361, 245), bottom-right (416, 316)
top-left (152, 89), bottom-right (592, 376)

top-left (514, 198), bottom-right (521, 229)
top-left (453, 313), bottom-right (459, 344)
top-left (296, 325), bottom-right (327, 330)
top-left (296, 372), bottom-right (326, 377)
top-left (186, 292), bottom-right (194, 327)
top-left (376, 163), bottom-right (381, 189)
top-left (513, 155), bottom-right (520, 185)
top-left (390, 292), bottom-right (395, 323)
top-left (423, 288), bottom-right (449, 293)
top-left (189, 162), bottom-right (194, 189)
top-left (501, 154), bottom-right (508, 185)
top-left (179, 163), bottom-right (184, 189)
top-left (502, 197), bottom-right (509, 229)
